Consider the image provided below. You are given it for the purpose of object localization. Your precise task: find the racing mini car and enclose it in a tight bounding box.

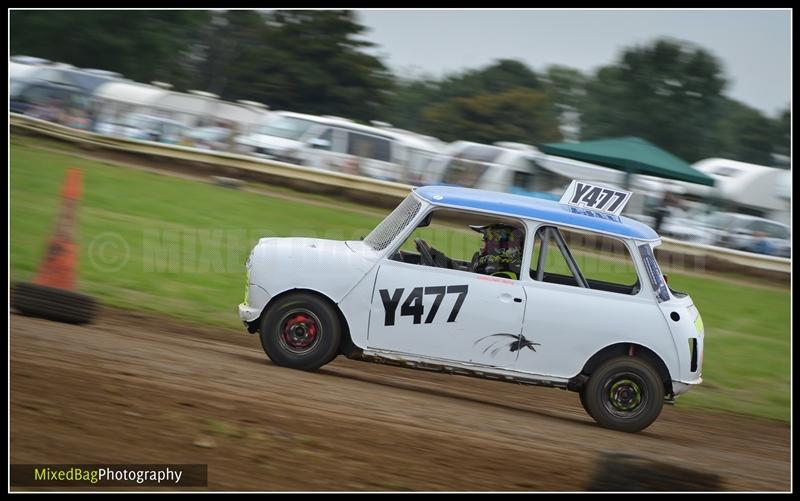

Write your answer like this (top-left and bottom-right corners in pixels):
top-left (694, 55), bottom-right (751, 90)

top-left (239, 181), bottom-right (704, 433)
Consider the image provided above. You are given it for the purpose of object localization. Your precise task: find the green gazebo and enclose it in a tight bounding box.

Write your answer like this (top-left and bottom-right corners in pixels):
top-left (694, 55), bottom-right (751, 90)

top-left (537, 137), bottom-right (715, 187)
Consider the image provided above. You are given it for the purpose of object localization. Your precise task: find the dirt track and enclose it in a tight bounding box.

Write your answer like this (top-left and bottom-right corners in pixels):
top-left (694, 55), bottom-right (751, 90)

top-left (10, 309), bottom-right (790, 491)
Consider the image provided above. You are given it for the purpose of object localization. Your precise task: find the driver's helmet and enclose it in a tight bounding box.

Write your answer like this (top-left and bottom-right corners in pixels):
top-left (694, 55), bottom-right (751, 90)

top-left (470, 224), bottom-right (524, 279)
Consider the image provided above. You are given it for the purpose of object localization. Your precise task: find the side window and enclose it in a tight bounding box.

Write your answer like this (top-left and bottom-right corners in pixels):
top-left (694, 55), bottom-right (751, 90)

top-left (744, 220), bottom-right (764, 233)
top-left (530, 227), bottom-right (584, 287)
top-left (764, 223), bottom-right (789, 239)
top-left (392, 209), bottom-right (526, 280)
top-left (58, 89), bottom-right (73, 105)
top-left (347, 132), bottom-right (391, 162)
top-left (511, 171), bottom-right (533, 190)
top-left (530, 225), bottom-right (640, 295)
top-left (312, 128), bottom-right (333, 150)
top-left (24, 85), bottom-right (49, 105)
top-left (441, 157), bottom-right (490, 188)
top-left (528, 159), bottom-right (570, 193)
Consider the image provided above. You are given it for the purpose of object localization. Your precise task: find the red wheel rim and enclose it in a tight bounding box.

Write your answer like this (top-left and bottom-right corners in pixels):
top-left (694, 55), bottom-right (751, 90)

top-left (278, 309), bottom-right (321, 354)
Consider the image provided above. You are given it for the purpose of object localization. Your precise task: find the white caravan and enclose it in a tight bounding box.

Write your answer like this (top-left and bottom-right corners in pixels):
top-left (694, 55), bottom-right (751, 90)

top-left (234, 112), bottom-right (443, 183)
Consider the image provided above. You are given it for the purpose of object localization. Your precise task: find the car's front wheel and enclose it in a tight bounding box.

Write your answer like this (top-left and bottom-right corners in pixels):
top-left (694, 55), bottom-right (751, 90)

top-left (583, 356), bottom-right (664, 433)
top-left (259, 292), bottom-right (341, 371)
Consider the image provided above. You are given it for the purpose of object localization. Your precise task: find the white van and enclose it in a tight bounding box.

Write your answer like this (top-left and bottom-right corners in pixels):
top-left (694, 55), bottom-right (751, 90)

top-left (233, 112), bottom-right (443, 183)
top-left (678, 158), bottom-right (791, 226)
top-left (430, 141), bottom-right (667, 217)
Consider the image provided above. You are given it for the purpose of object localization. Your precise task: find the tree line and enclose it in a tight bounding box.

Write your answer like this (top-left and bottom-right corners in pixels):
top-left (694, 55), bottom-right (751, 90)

top-left (10, 10), bottom-right (790, 165)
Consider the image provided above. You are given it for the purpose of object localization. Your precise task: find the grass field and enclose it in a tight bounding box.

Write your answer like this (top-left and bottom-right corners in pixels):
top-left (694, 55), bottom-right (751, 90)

top-left (10, 137), bottom-right (791, 422)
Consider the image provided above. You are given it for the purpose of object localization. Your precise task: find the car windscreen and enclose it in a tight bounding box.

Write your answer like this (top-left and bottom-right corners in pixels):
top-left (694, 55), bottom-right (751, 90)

top-left (188, 127), bottom-right (227, 140)
top-left (763, 222), bottom-right (790, 239)
top-left (259, 117), bottom-right (315, 140)
top-left (440, 145), bottom-right (504, 188)
top-left (701, 212), bottom-right (736, 230)
top-left (10, 80), bottom-right (28, 98)
top-left (406, 148), bottom-right (437, 171)
top-left (126, 115), bottom-right (153, 129)
top-left (363, 194), bottom-right (422, 251)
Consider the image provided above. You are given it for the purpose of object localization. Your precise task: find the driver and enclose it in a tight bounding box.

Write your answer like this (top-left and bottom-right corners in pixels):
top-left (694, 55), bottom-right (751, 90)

top-left (469, 224), bottom-right (524, 279)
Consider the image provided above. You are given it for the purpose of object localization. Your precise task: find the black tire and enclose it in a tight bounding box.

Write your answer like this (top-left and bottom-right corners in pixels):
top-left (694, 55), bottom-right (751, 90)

top-left (259, 292), bottom-right (341, 371)
top-left (10, 282), bottom-right (97, 325)
top-left (583, 356), bottom-right (664, 433)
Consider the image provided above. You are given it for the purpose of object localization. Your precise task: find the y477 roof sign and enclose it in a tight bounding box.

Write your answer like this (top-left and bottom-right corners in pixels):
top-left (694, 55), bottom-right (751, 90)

top-left (559, 180), bottom-right (632, 216)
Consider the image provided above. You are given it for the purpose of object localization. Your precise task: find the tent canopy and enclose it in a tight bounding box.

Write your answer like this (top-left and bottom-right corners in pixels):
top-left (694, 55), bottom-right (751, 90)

top-left (538, 136), bottom-right (715, 186)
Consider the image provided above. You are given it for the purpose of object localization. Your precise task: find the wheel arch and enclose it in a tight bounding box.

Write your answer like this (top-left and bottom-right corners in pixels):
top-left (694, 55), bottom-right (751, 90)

top-left (571, 343), bottom-right (674, 396)
top-left (257, 288), bottom-right (358, 358)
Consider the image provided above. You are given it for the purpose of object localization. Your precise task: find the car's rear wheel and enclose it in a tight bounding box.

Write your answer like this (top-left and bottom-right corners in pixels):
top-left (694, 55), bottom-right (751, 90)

top-left (583, 356), bottom-right (664, 433)
top-left (259, 292), bottom-right (341, 371)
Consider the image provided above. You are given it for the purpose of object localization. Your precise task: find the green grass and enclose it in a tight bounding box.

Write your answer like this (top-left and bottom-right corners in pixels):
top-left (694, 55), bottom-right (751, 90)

top-left (10, 139), bottom-right (790, 422)
top-left (10, 140), bottom-right (383, 327)
top-left (658, 273), bottom-right (790, 421)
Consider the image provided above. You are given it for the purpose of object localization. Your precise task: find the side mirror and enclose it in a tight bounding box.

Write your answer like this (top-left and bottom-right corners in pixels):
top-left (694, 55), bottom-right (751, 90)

top-left (309, 138), bottom-right (331, 149)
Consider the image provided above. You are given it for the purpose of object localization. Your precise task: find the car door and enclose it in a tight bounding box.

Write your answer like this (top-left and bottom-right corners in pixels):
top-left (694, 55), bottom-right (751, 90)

top-left (367, 254), bottom-right (528, 369)
top-left (299, 126), bottom-right (331, 169)
top-left (518, 225), bottom-right (671, 380)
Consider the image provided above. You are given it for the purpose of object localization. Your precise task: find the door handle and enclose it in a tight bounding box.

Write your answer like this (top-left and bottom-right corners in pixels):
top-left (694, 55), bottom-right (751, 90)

top-left (499, 293), bottom-right (524, 303)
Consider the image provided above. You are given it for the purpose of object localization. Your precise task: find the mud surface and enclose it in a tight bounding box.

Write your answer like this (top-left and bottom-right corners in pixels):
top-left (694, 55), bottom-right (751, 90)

top-left (10, 309), bottom-right (790, 491)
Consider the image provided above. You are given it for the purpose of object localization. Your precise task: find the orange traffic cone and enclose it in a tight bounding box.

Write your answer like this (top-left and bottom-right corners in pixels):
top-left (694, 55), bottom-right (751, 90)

top-left (33, 168), bottom-right (82, 290)
top-left (11, 168), bottom-right (97, 324)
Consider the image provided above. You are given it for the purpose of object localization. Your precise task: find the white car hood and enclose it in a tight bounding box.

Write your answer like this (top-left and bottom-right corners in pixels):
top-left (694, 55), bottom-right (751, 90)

top-left (250, 237), bottom-right (378, 301)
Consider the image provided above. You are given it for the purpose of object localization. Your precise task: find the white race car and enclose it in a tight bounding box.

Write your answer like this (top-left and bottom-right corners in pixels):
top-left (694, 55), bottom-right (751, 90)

top-left (239, 181), bottom-right (705, 432)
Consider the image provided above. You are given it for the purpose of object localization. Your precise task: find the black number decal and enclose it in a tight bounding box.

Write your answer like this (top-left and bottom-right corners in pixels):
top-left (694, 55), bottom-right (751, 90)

top-left (446, 285), bottom-right (468, 323)
top-left (582, 186), bottom-right (602, 208)
top-left (423, 286), bottom-right (446, 324)
top-left (380, 285), bottom-right (470, 326)
top-left (595, 188), bottom-right (616, 210)
top-left (400, 287), bottom-right (424, 324)
top-left (570, 182), bottom-right (591, 204)
top-left (379, 288), bottom-right (404, 326)
top-left (606, 192), bottom-right (628, 213)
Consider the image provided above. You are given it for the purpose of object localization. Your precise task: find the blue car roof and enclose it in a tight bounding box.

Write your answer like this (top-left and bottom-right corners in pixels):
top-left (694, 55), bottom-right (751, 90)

top-left (414, 185), bottom-right (659, 241)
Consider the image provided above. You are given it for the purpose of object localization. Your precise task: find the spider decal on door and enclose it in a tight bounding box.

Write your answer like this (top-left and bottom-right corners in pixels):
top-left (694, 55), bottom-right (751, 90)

top-left (474, 333), bottom-right (541, 360)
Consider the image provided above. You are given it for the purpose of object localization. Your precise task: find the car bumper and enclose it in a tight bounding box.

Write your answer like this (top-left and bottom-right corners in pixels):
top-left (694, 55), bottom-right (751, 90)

top-left (238, 303), bottom-right (262, 324)
top-left (672, 377), bottom-right (703, 396)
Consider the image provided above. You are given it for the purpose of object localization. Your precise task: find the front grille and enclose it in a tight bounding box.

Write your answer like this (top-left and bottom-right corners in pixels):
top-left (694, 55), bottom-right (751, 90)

top-left (690, 338), bottom-right (698, 372)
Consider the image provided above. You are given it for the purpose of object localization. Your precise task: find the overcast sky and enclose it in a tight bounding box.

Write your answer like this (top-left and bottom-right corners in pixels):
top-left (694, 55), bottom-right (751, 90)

top-left (355, 9), bottom-right (791, 117)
